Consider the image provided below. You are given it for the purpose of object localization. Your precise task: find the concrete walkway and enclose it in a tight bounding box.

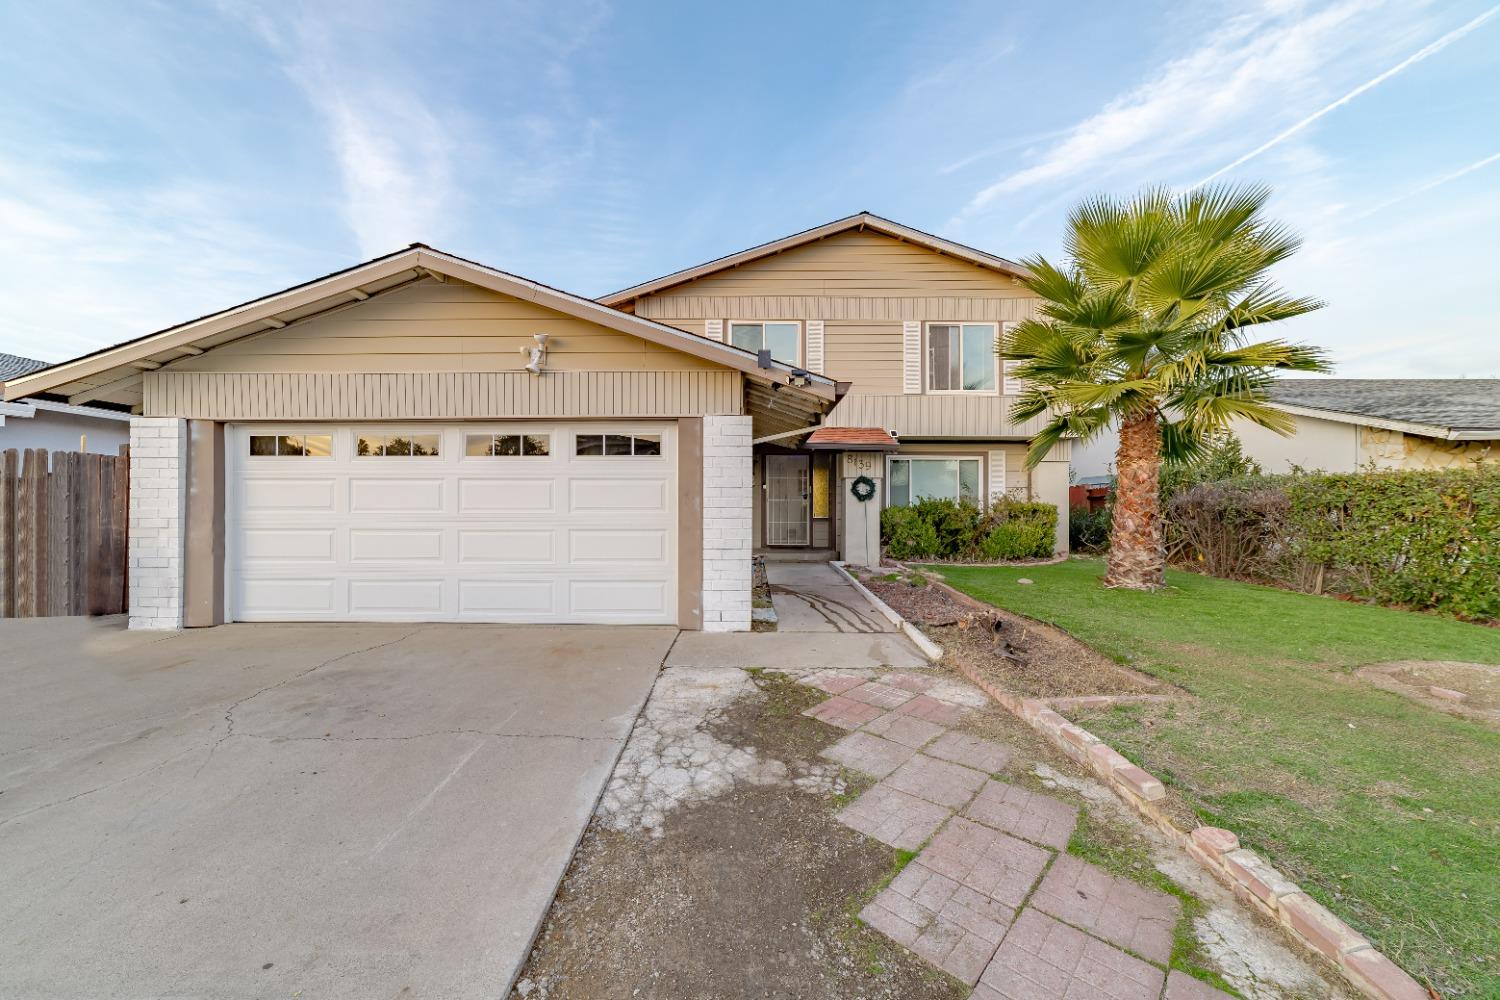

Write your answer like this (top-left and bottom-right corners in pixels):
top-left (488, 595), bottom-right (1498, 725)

top-left (768, 562), bottom-right (897, 633)
top-left (0, 617), bottom-right (668, 1000)
top-left (799, 673), bottom-right (1233, 1000)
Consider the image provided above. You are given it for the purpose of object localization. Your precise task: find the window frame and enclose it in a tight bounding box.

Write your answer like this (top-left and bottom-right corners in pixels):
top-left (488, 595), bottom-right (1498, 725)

top-left (924, 321), bottom-right (999, 396)
top-left (462, 431), bottom-right (552, 458)
top-left (246, 431), bottom-right (334, 459)
top-left (885, 455), bottom-right (985, 507)
top-left (572, 432), bottom-right (665, 458)
top-left (353, 428), bottom-right (443, 458)
top-left (727, 320), bottom-right (802, 367)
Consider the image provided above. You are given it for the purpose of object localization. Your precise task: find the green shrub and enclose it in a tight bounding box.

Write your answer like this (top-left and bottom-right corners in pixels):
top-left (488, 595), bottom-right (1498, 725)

top-left (1070, 504), bottom-right (1113, 552)
top-left (1165, 466), bottom-right (1500, 621)
top-left (880, 497), bottom-right (1057, 562)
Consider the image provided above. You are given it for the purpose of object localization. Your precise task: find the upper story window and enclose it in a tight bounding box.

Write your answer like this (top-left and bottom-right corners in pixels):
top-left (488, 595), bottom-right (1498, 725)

top-left (729, 322), bottom-right (800, 365)
top-left (357, 432), bottom-right (440, 457)
top-left (575, 433), bottom-right (662, 457)
top-left (927, 323), bottom-right (997, 393)
top-left (249, 433), bottom-right (332, 457)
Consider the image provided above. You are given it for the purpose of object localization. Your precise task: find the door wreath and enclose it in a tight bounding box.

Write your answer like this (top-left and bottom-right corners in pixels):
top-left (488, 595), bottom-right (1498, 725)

top-left (849, 475), bottom-right (877, 502)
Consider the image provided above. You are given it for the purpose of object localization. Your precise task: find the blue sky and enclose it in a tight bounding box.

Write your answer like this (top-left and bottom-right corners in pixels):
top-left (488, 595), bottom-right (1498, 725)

top-left (2, 0), bottom-right (1497, 377)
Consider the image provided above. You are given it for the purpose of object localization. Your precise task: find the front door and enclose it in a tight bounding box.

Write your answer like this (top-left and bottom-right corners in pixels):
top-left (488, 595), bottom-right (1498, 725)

top-left (765, 454), bottom-right (811, 546)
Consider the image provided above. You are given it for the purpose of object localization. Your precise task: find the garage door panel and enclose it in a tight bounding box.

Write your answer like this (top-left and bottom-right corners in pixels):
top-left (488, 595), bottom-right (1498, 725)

top-left (229, 423), bottom-right (676, 624)
top-left (243, 479), bottom-right (336, 512)
top-left (569, 529), bottom-right (667, 564)
top-left (569, 579), bottom-right (668, 615)
top-left (349, 529), bottom-right (444, 563)
top-left (239, 528), bottom-right (337, 562)
top-left (350, 479), bottom-right (445, 513)
top-left (349, 579), bottom-right (444, 614)
top-left (458, 529), bottom-right (556, 565)
top-left (459, 579), bottom-right (559, 615)
top-left (459, 478), bottom-right (553, 512)
top-left (239, 578), bottom-right (338, 615)
top-left (569, 478), bottom-right (669, 512)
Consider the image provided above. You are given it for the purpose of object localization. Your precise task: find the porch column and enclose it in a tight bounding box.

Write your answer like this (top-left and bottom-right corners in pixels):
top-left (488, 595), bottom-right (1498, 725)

top-left (839, 451), bottom-right (883, 567)
top-left (128, 416), bottom-right (188, 629)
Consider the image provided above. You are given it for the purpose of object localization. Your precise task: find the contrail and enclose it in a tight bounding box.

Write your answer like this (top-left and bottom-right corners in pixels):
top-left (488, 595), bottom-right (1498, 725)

top-left (1192, 4), bottom-right (1500, 188)
top-left (1350, 150), bottom-right (1500, 220)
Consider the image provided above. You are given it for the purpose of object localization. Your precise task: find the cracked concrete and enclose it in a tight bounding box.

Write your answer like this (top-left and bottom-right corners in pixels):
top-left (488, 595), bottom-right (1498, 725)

top-left (0, 615), bottom-right (669, 1000)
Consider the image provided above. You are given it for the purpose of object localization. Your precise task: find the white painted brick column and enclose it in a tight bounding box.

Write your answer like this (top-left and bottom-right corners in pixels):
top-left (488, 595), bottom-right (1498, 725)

top-left (128, 417), bottom-right (188, 630)
top-left (702, 415), bottom-right (752, 632)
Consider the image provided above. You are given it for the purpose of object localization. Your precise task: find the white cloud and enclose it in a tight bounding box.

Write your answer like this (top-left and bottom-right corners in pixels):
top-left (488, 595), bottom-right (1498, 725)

top-left (958, 0), bottom-right (1407, 216)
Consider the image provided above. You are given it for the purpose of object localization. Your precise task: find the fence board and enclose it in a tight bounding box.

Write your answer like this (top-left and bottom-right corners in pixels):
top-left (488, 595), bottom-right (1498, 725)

top-left (0, 448), bottom-right (129, 618)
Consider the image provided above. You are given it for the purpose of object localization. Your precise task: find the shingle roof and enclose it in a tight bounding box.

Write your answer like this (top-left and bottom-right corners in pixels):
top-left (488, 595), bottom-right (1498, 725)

top-left (1271, 379), bottom-right (1500, 435)
top-left (805, 426), bottom-right (900, 451)
top-left (0, 353), bottom-right (48, 382)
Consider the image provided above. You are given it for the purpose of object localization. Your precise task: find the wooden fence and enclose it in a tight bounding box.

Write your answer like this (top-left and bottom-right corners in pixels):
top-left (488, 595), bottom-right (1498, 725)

top-left (0, 448), bottom-right (129, 618)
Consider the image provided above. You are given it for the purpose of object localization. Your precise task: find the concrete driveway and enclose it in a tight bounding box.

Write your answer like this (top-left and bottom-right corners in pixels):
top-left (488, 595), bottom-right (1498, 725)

top-left (0, 617), bottom-right (670, 1000)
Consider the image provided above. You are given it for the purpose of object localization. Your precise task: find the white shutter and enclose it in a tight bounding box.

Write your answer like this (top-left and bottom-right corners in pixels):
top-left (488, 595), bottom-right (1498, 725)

top-left (988, 449), bottom-right (1007, 502)
top-left (805, 320), bottom-right (824, 373)
top-left (902, 321), bottom-right (922, 394)
top-left (705, 319), bottom-right (723, 342)
top-left (1000, 322), bottom-right (1021, 394)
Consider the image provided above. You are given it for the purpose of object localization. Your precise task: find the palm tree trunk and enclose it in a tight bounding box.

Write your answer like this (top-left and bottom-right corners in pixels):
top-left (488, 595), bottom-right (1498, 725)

top-left (1104, 409), bottom-right (1165, 590)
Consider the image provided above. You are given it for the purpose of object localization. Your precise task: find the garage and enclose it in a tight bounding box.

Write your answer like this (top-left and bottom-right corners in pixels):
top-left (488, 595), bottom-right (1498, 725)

top-left (226, 421), bottom-right (677, 623)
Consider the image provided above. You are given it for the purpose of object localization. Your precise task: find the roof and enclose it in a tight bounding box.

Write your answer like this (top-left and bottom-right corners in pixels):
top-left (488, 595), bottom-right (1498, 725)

top-left (4, 244), bottom-right (838, 407)
top-left (1270, 379), bottom-right (1500, 439)
top-left (598, 212), bottom-right (1029, 307)
top-left (0, 353), bottom-right (48, 382)
top-left (804, 426), bottom-right (899, 451)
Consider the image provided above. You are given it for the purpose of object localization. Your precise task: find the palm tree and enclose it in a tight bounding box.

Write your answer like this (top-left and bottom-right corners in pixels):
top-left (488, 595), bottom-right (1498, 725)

top-left (1005, 185), bottom-right (1331, 590)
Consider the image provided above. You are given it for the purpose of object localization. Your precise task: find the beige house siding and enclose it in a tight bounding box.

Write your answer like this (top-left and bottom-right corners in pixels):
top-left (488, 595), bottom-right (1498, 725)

top-left (143, 370), bottom-right (742, 421)
top-left (825, 394), bottom-right (1048, 438)
top-left (170, 278), bottom-right (724, 375)
top-left (1232, 413), bottom-right (1360, 472)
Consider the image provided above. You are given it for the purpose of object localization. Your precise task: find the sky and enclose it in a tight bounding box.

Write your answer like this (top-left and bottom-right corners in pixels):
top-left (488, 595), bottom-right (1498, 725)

top-left (1, 0), bottom-right (1497, 377)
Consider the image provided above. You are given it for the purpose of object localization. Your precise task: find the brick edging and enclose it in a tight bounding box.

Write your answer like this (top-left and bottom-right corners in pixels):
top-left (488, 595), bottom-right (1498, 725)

top-left (911, 574), bottom-right (1433, 1000)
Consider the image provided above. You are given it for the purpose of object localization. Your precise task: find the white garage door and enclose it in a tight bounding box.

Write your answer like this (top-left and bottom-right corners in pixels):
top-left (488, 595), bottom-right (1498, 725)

top-left (226, 422), bottom-right (677, 624)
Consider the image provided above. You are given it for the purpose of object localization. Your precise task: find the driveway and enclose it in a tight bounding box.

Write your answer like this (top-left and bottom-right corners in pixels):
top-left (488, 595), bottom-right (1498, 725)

top-left (0, 616), bottom-right (669, 1000)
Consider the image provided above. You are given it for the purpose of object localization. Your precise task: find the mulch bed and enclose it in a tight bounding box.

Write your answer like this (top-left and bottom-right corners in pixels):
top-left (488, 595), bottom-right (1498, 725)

top-left (857, 570), bottom-right (1169, 702)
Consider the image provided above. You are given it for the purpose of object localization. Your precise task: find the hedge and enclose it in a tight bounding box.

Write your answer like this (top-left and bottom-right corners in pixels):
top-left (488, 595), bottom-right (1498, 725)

top-left (881, 497), bottom-right (1057, 562)
top-left (1166, 466), bottom-right (1500, 621)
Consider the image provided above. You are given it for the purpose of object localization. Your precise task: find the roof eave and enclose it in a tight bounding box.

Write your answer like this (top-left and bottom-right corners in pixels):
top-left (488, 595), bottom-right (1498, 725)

top-left (1270, 401), bottom-right (1491, 441)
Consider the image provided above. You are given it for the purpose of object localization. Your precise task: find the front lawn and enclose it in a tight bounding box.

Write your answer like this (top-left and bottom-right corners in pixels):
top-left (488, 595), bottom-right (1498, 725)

top-left (930, 558), bottom-right (1500, 999)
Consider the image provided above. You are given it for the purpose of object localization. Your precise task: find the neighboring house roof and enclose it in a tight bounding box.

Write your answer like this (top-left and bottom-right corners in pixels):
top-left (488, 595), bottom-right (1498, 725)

top-left (0, 353), bottom-right (49, 381)
top-left (1270, 379), bottom-right (1500, 440)
top-left (804, 426), bottom-right (899, 451)
top-left (598, 212), bottom-right (1029, 307)
top-left (4, 244), bottom-right (838, 407)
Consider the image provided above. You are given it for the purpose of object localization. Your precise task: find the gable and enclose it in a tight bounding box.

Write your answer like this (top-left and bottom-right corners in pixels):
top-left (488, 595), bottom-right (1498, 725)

top-left (635, 230), bottom-right (1032, 305)
top-left (170, 277), bottom-right (723, 375)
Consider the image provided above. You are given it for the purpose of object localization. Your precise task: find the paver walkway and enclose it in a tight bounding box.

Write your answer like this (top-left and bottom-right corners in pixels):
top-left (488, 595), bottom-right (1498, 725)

top-left (799, 672), bottom-right (1232, 1000)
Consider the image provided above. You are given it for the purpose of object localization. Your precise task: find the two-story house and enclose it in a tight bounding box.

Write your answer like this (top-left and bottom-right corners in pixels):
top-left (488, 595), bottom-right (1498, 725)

top-left (5, 214), bottom-right (1064, 633)
top-left (601, 213), bottom-right (1069, 564)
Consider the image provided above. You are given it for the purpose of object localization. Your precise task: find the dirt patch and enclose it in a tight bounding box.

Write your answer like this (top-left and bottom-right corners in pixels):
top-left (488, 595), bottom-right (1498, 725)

top-left (514, 674), bottom-right (967, 1000)
top-left (857, 570), bottom-right (1167, 700)
top-left (1358, 660), bottom-right (1500, 727)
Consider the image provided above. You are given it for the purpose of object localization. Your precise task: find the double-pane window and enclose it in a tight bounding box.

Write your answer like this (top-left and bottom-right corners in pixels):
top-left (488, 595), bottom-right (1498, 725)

top-left (888, 458), bottom-right (981, 506)
top-left (729, 322), bottom-right (799, 365)
top-left (927, 323), bottom-right (997, 392)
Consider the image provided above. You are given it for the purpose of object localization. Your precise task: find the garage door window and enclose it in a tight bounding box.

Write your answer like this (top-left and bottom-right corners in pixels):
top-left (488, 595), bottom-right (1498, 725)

top-left (248, 433), bottom-right (332, 457)
top-left (575, 433), bottom-right (662, 457)
top-left (357, 432), bottom-right (440, 457)
top-left (466, 433), bottom-right (551, 457)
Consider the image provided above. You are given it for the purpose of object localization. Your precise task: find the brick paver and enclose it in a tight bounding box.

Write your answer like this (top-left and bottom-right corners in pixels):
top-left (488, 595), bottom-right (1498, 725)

top-left (800, 671), bottom-right (867, 695)
top-left (861, 862), bottom-right (1016, 984)
top-left (923, 730), bottom-right (1012, 773)
top-left (974, 910), bottom-right (1165, 1000)
top-left (882, 671), bottom-right (938, 693)
top-left (861, 710), bottom-right (946, 748)
top-left (836, 783), bottom-right (952, 850)
top-left (892, 693), bottom-right (968, 726)
top-left (964, 779), bottom-right (1080, 849)
top-left (819, 731), bottom-right (918, 778)
top-left (881, 754), bottom-right (988, 809)
top-left (1164, 969), bottom-right (1236, 999)
top-left (802, 695), bottom-right (885, 730)
top-left (843, 681), bottom-right (917, 710)
top-left (1030, 854), bottom-right (1181, 964)
top-left (918, 816), bottom-right (1050, 908)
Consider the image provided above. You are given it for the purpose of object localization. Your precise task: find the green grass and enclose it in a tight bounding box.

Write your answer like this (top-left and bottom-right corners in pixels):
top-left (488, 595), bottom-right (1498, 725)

top-left (930, 557), bottom-right (1500, 998)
